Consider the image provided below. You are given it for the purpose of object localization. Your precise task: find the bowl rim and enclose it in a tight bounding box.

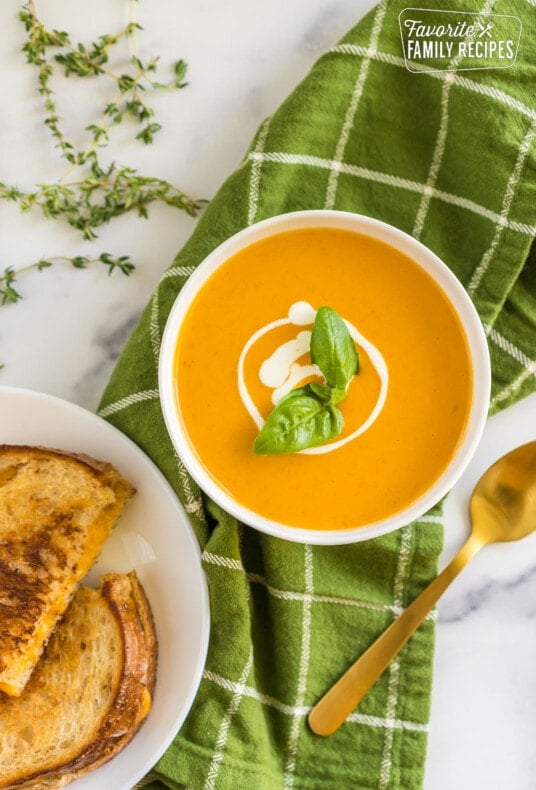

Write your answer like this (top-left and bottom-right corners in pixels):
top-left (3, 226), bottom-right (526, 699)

top-left (158, 209), bottom-right (491, 545)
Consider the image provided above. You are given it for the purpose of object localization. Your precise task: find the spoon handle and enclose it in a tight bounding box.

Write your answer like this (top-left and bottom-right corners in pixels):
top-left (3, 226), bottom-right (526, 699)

top-left (308, 533), bottom-right (483, 736)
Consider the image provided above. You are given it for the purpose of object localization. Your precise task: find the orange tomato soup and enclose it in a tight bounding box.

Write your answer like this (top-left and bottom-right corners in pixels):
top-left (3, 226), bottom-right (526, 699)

top-left (174, 228), bottom-right (473, 530)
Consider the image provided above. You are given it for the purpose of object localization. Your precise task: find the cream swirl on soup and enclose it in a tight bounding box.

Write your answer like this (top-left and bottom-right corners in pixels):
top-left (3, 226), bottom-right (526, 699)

top-left (237, 301), bottom-right (389, 454)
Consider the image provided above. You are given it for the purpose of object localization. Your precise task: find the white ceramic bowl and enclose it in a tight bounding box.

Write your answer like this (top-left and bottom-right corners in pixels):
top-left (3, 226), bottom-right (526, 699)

top-left (159, 210), bottom-right (491, 544)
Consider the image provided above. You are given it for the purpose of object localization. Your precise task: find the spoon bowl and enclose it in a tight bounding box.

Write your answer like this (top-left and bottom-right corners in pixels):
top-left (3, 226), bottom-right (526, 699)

top-left (308, 441), bottom-right (536, 736)
top-left (470, 441), bottom-right (536, 544)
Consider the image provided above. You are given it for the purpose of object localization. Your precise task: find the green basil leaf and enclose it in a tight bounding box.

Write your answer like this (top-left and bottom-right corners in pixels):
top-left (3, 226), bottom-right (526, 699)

top-left (310, 306), bottom-right (359, 390)
top-left (329, 387), bottom-right (347, 404)
top-left (253, 386), bottom-right (343, 455)
top-left (307, 381), bottom-right (332, 403)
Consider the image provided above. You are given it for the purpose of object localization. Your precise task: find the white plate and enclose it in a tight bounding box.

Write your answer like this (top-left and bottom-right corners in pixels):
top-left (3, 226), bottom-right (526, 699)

top-left (0, 386), bottom-right (210, 790)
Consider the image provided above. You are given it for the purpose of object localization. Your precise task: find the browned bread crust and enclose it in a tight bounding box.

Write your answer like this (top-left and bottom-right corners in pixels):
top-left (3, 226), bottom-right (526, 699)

top-left (0, 445), bottom-right (134, 697)
top-left (0, 571), bottom-right (157, 789)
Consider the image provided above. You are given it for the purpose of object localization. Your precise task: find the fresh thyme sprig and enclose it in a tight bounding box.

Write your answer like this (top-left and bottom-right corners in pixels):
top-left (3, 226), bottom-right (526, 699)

top-left (0, 253), bottom-right (135, 306)
top-left (19, 1), bottom-right (189, 161)
top-left (0, 165), bottom-right (198, 241)
top-left (0, 1), bottom-right (201, 311)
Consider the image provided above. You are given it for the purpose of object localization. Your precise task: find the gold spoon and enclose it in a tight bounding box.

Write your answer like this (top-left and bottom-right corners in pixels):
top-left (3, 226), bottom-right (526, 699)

top-left (308, 441), bottom-right (536, 736)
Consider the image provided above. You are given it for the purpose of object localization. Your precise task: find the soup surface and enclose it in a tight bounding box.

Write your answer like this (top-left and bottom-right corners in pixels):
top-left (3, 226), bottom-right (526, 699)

top-left (174, 228), bottom-right (473, 530)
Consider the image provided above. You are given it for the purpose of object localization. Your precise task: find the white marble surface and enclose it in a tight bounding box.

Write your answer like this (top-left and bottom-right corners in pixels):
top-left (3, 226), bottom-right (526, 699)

top-left (1, 2), bottom-right (535, 788)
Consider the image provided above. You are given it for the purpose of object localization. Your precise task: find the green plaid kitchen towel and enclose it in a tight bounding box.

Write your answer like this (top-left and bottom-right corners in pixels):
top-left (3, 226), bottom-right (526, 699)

top-left (99, 0), bottom-right (536, 788)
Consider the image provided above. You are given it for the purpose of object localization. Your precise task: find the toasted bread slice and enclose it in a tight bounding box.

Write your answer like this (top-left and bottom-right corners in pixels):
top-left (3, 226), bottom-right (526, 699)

top-left (0, 570), bottom-right (157, 790)
top-left (0, 445), bottom-right (134, 697)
